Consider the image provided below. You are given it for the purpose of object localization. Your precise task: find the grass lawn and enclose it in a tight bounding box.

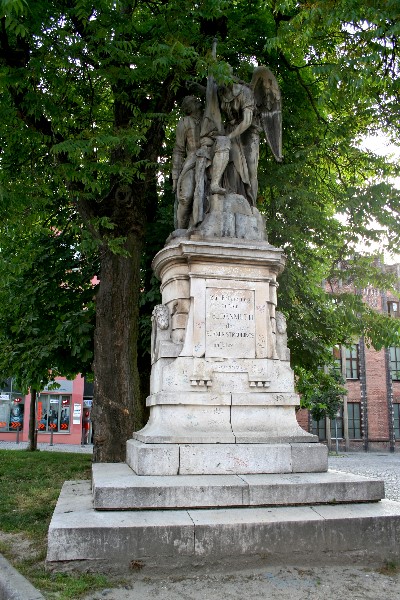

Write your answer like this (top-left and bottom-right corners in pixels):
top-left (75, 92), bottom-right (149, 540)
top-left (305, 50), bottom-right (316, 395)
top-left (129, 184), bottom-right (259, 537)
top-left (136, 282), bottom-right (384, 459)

top-left (0, 449), bottom-right (113, 599)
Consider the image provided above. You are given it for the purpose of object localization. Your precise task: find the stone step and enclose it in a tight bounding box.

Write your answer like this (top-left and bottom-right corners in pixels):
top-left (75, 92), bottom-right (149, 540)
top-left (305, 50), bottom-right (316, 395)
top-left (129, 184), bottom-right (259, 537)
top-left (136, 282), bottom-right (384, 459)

top-left (92, 463), bottom-right (384, 510)
top-left (47, 480), bottom-right (400, 573)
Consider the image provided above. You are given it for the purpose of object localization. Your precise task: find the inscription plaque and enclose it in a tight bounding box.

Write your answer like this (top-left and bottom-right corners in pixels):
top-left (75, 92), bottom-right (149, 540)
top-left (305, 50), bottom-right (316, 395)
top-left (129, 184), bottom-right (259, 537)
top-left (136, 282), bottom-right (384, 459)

top-left (206, 288), bottom-right (255, 358)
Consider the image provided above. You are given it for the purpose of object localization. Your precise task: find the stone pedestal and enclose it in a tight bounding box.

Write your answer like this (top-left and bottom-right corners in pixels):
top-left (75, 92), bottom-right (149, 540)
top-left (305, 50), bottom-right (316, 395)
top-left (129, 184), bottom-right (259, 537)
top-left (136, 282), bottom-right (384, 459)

top-left (46, 227), bottom-right (400, 573)
top-left (129, 235), bottom-right (325, 474)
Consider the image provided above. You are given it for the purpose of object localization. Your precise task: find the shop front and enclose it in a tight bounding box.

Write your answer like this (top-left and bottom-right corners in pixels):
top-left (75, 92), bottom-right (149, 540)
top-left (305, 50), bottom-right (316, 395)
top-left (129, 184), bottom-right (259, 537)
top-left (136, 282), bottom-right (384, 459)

top-left (0, 384), bottom-right (25, 440)
top-left (0, 375), bottom-right (91, 445)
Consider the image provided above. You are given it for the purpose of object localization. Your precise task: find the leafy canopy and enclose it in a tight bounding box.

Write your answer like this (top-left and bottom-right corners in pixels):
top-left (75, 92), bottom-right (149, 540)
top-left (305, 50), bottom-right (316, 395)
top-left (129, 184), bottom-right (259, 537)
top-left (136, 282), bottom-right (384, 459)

top-left (0, 0), bottom-right (399, 416)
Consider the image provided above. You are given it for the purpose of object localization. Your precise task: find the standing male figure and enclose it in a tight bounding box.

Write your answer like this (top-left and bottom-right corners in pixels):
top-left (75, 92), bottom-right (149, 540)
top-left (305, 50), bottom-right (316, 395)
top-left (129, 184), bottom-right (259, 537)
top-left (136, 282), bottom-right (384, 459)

top-left (172, 96), bottom-right (203, 229)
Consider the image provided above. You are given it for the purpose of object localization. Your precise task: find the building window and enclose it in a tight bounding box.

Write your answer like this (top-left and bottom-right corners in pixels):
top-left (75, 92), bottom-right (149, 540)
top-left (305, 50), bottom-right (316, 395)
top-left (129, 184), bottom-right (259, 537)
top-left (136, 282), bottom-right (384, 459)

top-left (388, 301), bottom-right (400, 318)
top-left (394, 404), bottom-right (400, 439)
top-left (0, 396), bottom-right (24, 432)
top-left (332, 345), bottom-right (342, 375)
top-left (37, 394), bottom-right (71, 432)
top-left (389, 347), bottom-right (400, 381)
top-left (312, 417), bottom-right (326, 441)
top-left (345, 345), bottom-right (359, 379)
top-left (348, 403), bottom-right (361, 439)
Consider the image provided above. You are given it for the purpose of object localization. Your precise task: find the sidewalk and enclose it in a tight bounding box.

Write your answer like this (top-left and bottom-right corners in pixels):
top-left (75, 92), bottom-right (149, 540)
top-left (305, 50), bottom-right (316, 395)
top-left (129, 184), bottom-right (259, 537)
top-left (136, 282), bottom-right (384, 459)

top-left (0, 440), bottom-right (93, 453)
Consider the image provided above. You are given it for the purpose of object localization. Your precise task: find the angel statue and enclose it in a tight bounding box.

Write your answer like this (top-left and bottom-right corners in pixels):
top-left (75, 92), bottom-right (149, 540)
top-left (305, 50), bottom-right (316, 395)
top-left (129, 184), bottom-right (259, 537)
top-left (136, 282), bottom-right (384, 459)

top-left (172, 52), bottom-right (282, 238)
top-left (211, 66), bottom-right (283, 206)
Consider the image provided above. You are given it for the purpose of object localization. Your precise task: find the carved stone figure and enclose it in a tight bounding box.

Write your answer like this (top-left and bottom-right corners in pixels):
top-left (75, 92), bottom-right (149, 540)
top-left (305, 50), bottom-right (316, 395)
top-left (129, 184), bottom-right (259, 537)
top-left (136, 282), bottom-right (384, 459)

top-left (172, 96), bottom-right (203, 229)
top-left (275, 310), bottom-right (290, 361)
top-left (171, 60), bottom-right (282, 239)
top-left (153, 304), bottom-right (169, 330)
top-left (215, 67), bottom-right (282, 206)
top-left (150, 304), bottom-right (170, 363)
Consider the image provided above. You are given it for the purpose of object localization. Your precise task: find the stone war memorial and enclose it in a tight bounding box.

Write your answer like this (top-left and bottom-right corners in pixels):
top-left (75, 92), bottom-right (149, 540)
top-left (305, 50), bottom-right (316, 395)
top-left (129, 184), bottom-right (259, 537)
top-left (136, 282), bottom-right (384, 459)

top-left (47, 53), bottom-right (400, 572)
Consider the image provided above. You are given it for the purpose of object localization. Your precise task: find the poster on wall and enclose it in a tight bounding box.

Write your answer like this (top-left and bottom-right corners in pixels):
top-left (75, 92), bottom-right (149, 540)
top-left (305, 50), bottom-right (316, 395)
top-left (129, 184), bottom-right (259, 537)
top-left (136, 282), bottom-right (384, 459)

top-left (72, 404), bottom-right (81, 425)
top-left (9, 402), bottom-right (24, 430)
top-left (0, 402), bottom-right (9, 429)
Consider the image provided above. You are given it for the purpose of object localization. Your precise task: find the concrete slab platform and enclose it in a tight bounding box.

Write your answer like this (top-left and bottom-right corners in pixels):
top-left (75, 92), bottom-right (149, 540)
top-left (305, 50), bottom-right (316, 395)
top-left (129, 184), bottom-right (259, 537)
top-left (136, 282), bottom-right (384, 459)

top-left (92, 464), bottom-right (385, 510)
top-left (190, 500), bottom-right (400, 561)
top-left (47, 481), bottom-right (194, 568)
top-left (46, 480), bottom-right (400, 573)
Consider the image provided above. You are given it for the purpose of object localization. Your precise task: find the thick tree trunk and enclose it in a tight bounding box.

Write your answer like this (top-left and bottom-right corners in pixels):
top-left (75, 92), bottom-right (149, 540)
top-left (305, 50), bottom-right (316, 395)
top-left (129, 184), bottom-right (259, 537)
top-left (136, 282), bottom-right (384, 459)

top-left (89, 89), bottom-right (175, 463)
top-left (92, 232), bottom-right (144, 462)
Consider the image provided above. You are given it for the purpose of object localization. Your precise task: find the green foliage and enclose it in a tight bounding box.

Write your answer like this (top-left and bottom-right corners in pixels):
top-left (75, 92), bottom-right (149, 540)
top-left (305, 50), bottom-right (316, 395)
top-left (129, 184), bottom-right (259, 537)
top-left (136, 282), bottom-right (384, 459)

top-left (0, 0), bottom-right (399, 422)
top-left (0, 206), bottom-right (97, 391)
top-left (296, 368), bottom-right (346, 421)
top-left (0, 450), bottom-right (91, 539)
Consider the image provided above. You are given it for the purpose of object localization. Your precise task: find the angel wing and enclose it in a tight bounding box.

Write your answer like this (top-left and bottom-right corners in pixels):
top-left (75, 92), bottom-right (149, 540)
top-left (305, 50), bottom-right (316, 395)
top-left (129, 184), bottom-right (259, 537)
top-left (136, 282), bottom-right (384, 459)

top-left (250, 66), bottom-right (283, 162)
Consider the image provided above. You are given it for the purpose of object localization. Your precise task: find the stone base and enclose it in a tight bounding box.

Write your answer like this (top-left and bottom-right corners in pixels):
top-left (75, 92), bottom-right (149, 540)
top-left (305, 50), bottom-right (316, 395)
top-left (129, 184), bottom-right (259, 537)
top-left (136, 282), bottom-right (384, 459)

top-left (92, 463), bottom-right (385, 510)
top-left (46, 480), bottom-right (400, 573)
top-left (126, 439), bottom-right (328, 475)
top-left (195, 194), bottom-right (266, 241)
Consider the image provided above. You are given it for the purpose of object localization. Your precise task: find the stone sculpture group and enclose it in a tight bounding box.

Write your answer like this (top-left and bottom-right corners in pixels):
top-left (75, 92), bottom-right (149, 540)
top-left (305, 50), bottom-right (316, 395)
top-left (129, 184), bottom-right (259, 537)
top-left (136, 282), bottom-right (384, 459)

top-left (172, 60), bottom-right (282, 240)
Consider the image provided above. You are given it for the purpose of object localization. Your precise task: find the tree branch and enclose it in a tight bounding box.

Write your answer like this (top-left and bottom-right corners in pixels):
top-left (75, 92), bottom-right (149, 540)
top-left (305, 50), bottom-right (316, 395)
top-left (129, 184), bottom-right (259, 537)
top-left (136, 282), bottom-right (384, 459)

top-left (280, 52), bottom-right (328, 125)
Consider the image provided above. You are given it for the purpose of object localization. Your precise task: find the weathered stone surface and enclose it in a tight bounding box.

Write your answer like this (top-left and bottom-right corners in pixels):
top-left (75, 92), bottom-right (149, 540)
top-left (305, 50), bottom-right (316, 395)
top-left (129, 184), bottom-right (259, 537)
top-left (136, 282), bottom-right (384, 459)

top-left (47, 481), bottom-right (194, 569)
top-left (128, 440), bottom-right (326, 475)
top-left (126, 439), bottom-right (179, 475)
top-left (92, 465), bottom-right (385, 510)
top-left (205, 287), bottom-right (256, 358)
top-left (92, 464), bottom-right (248, 510)
top-left (0, 554), bottom-right (45, 600)
top-left (291, 443), bottom-right (328, 473)
top-left (191, 501), bottom-right (400, 560)
top-left (146, 391), bottom-right (232, 406)
top-left (231, 392), bottom-right (299, 405)
top-left (179, 444), bottom-right (293, 475)
top-left (191, 505), bottom-right (323, 558)
top-left (241, 471), bottom-right (384, 506)
top-left (134, 235), bottom-right (312, 452)
top-left (133, 402), bottom-right (236, 444)
top-left (230, 406), bottom-right (316, 442)
top-left (46, 480), bottom-right (400, 572)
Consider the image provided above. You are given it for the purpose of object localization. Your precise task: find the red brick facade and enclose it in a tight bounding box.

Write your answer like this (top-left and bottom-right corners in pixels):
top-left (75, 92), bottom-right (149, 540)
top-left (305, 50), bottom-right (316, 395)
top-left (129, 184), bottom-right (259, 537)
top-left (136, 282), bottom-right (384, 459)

top-left (296, 263), bottom-right (400, 452)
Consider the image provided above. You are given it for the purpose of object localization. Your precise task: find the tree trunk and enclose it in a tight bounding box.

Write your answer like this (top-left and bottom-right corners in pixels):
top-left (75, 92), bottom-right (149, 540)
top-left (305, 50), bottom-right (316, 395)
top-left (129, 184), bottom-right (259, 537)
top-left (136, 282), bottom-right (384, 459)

top-left (92, 232), bottom-right (145, 462)
top-left (28, 388), bottom-right (37, 451)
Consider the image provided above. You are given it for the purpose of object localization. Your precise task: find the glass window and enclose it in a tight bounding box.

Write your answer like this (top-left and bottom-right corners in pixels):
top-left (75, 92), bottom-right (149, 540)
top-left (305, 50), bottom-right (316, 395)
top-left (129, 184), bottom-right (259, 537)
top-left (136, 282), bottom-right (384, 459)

top-left (348, 403), bottom-right (361, 439)
top-left (389, 347), bottom-right (400, 381)
top-left (394, 404), bottom-right (400, 439)
top-left (312, 417), bottom-right (326, 441)
top-left (0, 396), bottom-right (24, 432)
top-left (60, 396), bottom-right (71, 431)
top-left (345, 345), bottom-right (359, 379)
top-left (332, 345), bottom-right (342, 375)
top-left (388, 301), bottom-right (400, 318)
top-left (37, 394), bottom-right (70, 432)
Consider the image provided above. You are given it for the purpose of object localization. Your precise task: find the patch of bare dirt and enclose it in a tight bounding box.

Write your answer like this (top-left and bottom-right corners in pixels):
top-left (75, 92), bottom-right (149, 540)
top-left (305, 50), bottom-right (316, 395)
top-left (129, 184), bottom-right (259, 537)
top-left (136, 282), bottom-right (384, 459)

top-left (0, 531), bottom-right (42, 564)
top-left (81, 564), bottom-right (400, 600)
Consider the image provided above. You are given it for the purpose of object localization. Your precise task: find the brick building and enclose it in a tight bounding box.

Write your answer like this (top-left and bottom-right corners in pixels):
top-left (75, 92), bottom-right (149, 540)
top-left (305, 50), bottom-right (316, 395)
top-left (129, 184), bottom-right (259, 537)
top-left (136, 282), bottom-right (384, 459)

top-left (296, 263), bottom-right (400, 452)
